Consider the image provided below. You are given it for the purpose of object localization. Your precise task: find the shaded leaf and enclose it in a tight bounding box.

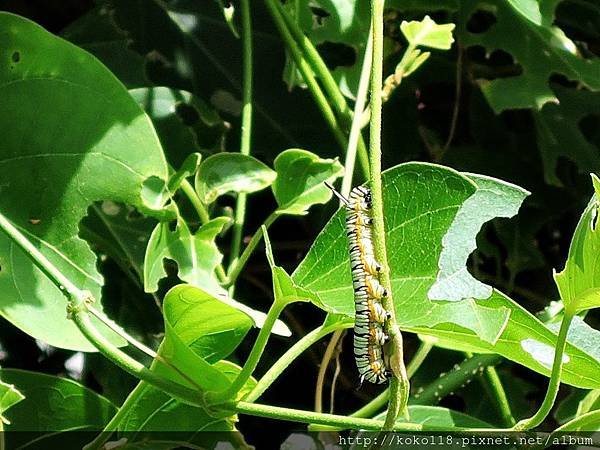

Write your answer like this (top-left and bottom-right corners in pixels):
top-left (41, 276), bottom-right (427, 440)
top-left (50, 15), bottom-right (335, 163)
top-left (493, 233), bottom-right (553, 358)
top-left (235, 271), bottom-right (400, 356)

top-left (196, 154), bottom-right (277, 204)
top-left (1, 369), bottom-right (116, 448)
top-left (0, 13), bottom-right (170, 350)
top-left (144, 217), bottom-right (229, 295)
top-left (0, 378), bottom-right (23, 425)
top-left (272, 149), bottom-right (343, 215)
top-left (459, 0), bottom-right (600, 111)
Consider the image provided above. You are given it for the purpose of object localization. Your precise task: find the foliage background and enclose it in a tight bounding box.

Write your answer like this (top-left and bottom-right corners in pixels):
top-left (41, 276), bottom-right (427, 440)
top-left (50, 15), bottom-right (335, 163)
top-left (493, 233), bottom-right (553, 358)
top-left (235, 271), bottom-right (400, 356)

top-left (1, 0), bottom-right (599, 446)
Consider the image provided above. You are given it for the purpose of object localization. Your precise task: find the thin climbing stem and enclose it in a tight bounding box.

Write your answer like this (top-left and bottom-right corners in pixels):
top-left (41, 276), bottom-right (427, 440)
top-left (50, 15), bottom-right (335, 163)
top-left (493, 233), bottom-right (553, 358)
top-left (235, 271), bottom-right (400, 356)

top-left (270, 0), bottom-right (370, 179)
top-left (369, 0), bottom-right (409, 429)
top-left (263, 0), bottom-right (352, 166)
top-left (180, 179), bottom-right (210, 225)
top-left (315, 328), bottom-right (345, 413)
top-left (513, 310), bottom-right (575, 430)
top-left (341, 25), bottom-right (373, 197)
top-left (229, 0), bottom-right (254, 282)
top-left (226, 211), bottom-right (277, 286)
top-left (0, 210), bottom-right (89, 307)
top-left (180, 179), bottom-right (228, 283)
top-left (232, 401), bottom-right (424, 431)
top-left (351, 339), bottom-right (433, 419)
top-left (482, 364), bottom-right (515, 427)
top-left (207, 299), bottom-right (287, 404)
top-left (83, 381), bottom-right (148, 450)
top-left (72, 311), bottom-right (204, 405)
top-left (246, 321), bottom-right (351, 402)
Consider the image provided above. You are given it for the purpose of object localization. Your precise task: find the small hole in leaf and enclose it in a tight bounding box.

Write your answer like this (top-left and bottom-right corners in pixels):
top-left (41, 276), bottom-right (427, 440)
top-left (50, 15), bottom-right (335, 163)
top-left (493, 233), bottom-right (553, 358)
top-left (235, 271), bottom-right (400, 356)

top-left (310, 6), bottom-right (330, 26)
top-left (11, 51), bottom-right (20, 63)
top-left (466, 9), bottom-right (497, 34)
top-left (316, 42), bottom-right (356, 70)
top-left (168, 219), bottom-right (177, 232)
top-left (126, 208), bottom-right (144, 221)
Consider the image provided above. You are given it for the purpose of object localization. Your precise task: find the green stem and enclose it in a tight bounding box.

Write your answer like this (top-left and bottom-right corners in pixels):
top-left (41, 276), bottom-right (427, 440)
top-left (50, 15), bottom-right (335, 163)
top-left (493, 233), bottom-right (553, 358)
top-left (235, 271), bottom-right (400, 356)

top-left (226, 211), bottom-right (277, 286)
top-left (180, 179), bottom-right (228, 283)
top-left (246, 321), bottom-right (350, 403)
top-left (341, 25), bottom-right (373, 197)
top-left (180, 179), bottom-right (210, 225)
top-left (351, 339), bottom-right (433, 419)
top-left (233, 401), bottom-right (422, 431)
top-left (412, 353), bottom-right (501, 406)
top-left (271, 0), bottom-right (370, 179)
top-left (229, 0), bottom-right (254, 283)
top-left (83, 381), bottom-right (148, 450)
top-left (513, 310), bottom-right (575, 430)
top-left (0, 208), bottom-right (205, 407)
top-left (72, 312), bottom-right (204, 406)
top-left (482, 365), bottom-right (515, 427)
top-left (0, 210), bottom-right (90, 309)
top-left (263, 0), bottom-right (350, 160)
top-left (87, 305), bottom-right (157, 359)
top-left (207, 300), bottom-right (286, 404)
top-left (369, 0), bottom-right (409, 429)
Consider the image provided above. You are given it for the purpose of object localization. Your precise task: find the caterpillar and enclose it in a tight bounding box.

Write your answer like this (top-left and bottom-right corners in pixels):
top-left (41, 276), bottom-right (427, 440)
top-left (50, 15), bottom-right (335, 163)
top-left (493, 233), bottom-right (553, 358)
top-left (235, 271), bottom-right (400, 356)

top-left (325, 182), bottom-right (391, 384)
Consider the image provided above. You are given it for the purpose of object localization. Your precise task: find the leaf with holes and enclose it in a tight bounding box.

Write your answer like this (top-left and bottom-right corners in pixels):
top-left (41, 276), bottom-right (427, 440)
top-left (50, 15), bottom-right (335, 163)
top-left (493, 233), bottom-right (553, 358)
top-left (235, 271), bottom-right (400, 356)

top-left (459, 0), bottom-right (600, 111)
top-left (293, 163), bottom-right (600, 388)
top-left (0, 13), bottom-right (171, 350)
top-left (534, 86), bottom-right (600, 186)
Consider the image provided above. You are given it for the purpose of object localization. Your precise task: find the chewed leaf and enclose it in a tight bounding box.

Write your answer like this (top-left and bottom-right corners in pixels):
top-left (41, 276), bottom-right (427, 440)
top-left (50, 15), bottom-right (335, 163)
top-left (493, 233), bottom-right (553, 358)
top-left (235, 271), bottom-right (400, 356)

top-left (293, 162), bottom-right (512, 343)
top-left (400, 15), bottom-right (455, 50)
top-left (0, 13), bottom-right (169, 350)
top-left (428, 174), bottom-right (529, 301)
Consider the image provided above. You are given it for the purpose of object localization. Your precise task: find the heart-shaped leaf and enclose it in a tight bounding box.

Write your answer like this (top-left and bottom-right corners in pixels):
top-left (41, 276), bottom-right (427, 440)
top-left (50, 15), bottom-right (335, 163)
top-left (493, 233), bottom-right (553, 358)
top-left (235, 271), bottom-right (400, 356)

top-left (0, 13), bottom-right (170, 350)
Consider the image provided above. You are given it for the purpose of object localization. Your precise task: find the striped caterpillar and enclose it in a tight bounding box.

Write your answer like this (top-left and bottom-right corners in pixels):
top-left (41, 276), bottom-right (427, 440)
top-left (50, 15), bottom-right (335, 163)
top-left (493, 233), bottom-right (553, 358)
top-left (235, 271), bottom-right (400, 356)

top-left (325, 183), bottom-right (391, 384)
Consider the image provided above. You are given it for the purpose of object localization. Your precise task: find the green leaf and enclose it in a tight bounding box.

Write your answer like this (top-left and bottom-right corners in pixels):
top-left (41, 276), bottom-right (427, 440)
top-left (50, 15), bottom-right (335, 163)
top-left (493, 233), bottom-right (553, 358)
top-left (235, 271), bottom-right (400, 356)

top-left (144, 217), bottom-right (230, 295)
top-left (375, 405), bottom-right (492, 428)
top-left (0, 369), bottom-right (116, 448)
top-left (0, 13), bottom-right (169, 350)
top-left (130, 87), bottom-right (228, 167)
top-left (428, 174), bottom-right (529, 301)
top-left (162, 284), bottom-right (253, 363)
top-left (168, 152), bottom-right (201, 194)
top-left (400, 15), bottom-right (455, 50)
top-left (459, 1), bottom-right (600, 111)
top-left (153, 285), bottom-right (235, 393)
top-left (427, 291), bottom-right (600, 389)
top-left (553, 409), bottom-right (600, 432)
top-left (272, 149), bottom-right (343, 215)
top-left (534, 87), bottom-right (600, 186)
top-left (293, 162), bottom-right (600, 387)
top-left (196, 154), bottom-right (277, 204)
top-left (117, 361), bottom-right (254, 447)
top-left (293, 163), bottom-right (515, 343)
top-left (263, 226), bottom-right (318, 307)
top-left (506, 0), bottom-right (543, 25)
top-left (0, 378), bottom-right (24, 425)
top-left (555, 174), bottom-right (600, 312)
